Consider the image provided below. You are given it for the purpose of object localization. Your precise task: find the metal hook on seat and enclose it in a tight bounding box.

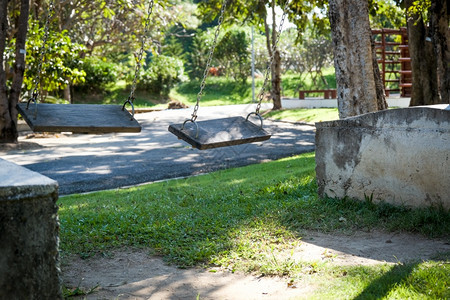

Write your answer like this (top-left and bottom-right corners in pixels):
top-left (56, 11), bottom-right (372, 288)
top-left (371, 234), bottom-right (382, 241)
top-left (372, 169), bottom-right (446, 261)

top-left (181, 119), bottom-right (199, 138)
top-left (246, 112), bottom-right (264, 128)
top-left (122, 97), bottom-right (135, 120)
top-left (27, 91), bottom-right (39, 120)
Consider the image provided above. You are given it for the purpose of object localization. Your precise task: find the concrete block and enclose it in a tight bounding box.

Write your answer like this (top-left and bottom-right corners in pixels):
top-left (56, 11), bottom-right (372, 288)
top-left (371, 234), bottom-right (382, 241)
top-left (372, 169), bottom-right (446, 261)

top-left (315, 105), bottom-right (450, 209)
top-left (0, 159), bottom-right (62, 299)
top-left (281, 97), bottom-right (410, 109)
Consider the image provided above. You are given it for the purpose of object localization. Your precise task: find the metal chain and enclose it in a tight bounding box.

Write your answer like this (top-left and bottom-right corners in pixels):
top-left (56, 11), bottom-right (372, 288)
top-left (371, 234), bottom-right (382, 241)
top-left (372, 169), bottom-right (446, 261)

top-left (255, 0), bottom-right (290, 115)
top-left (190, 0), bottom-right (228, 122)
top-left (125, 0), bottom-right (155, 107)
top-left (122, 0), bottom-right (155, 118)
top-left (28, 0), bottom-right (55, 109)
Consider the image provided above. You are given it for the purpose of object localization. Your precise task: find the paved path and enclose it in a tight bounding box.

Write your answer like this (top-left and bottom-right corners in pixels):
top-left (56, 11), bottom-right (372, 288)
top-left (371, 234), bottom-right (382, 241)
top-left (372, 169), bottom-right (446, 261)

top-left (1, 104), bottom-right (316, 195)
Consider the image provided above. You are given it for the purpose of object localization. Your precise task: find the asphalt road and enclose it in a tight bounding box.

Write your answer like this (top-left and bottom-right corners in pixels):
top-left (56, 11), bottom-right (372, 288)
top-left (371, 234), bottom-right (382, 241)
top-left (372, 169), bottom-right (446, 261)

top-left (2, 104), bottom-right (316, 195)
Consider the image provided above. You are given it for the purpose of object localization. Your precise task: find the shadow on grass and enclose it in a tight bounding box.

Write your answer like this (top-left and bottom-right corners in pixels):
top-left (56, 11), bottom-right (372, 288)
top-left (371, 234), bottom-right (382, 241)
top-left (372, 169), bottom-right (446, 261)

top-left (353, 263), bottom-right (417, 300)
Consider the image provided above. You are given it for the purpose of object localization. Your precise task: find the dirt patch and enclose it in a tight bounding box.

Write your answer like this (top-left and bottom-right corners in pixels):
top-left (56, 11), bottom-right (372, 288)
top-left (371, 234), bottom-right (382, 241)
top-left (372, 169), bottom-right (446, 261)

top-left (61, 230), bottom-right (449, 299)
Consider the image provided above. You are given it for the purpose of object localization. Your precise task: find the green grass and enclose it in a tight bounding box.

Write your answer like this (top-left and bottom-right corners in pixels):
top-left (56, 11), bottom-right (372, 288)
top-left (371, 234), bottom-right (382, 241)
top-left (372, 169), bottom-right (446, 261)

top-left (60, 69), bottom-right (337, 110)
top-left (171, 77), bottom-right (257, 106)
top-left (59, 152), bottom-right (449, 298)
top-left (72, 80), bottom-right (168, 108)
top-left (281, 69), bottom-right (337, 98)
top-left (170, 69), bottom-right (337, 107)
top-left (264, 108), bottom-right (339, 123)
top-left (302, 261), bottom-right (450, 299)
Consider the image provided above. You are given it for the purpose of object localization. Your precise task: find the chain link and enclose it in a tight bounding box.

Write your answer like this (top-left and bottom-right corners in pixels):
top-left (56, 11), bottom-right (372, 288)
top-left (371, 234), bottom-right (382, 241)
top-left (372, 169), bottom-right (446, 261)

top-left (190, 0), bottom-right (228, 122)
top-left (126, 0), bottom-right (155, 106)
top-left (255, 0), bottom-right (290, 115)
top-left (28, 0), bottom-right (55, 108)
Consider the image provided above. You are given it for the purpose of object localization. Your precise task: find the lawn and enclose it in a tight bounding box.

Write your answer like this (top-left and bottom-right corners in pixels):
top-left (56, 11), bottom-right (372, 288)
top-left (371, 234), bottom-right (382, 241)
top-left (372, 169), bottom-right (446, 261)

top-left (69, 69), bottom-right (336, 108)
top-left (59, 152), bottom-right (449, 299)
top-left (170, 70), bottom-right (336, 107)
top-left (264, 108), bottom-right (339, 123)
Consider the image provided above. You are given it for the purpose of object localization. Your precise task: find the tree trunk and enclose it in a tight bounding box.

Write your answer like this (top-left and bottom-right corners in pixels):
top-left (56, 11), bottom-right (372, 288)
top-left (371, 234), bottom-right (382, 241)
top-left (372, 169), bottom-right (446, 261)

top-left (0, 0), bottom-right (15, 143)
top-left (272, 50), bottom-right (282, 109)
top-left (406, 0), bottom-right (440, 106)
top-left (371, 35), bottom-right (388, 111)
top-left (430, 0), bottom-right (450, 102)
top-left (0, 0), bottom-right (30, 143)
top-left (328, 0), bottom-right (387, 119)
top-left (269, 0), bottom-right (282, 110)
top-left (64, 83), bottom-right (72, 104)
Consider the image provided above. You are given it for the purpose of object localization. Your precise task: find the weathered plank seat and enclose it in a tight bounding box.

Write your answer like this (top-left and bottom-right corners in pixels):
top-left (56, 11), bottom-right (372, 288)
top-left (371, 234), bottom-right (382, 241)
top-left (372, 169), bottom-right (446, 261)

top-left (17, 103), bottom-right (141, 133)
top-left (168, 116), bottom-right (271, 150)
top-left (299, 89), bottom-right (337, 99)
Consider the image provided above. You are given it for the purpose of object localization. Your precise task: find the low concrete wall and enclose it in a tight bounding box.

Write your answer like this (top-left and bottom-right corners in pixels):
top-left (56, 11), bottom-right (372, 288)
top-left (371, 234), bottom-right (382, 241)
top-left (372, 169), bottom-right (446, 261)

top-left (0, 159), bottom-right (62, 299)
top-left (315, 105), bottom-right (450, 209)
top-left (282, 97), bottom-right (411, 109)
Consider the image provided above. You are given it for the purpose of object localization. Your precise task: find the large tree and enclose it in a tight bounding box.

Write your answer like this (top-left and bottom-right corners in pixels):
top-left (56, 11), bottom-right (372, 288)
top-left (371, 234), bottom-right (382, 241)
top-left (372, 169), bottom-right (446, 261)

top-left (406, 0), bottom-right (449, 105)
top-left (0, 0), bottom-right (30, 143)
top-left (198, 0), bottom-right (324, 110)
top-left (328, 0), bottom-right (387, 119)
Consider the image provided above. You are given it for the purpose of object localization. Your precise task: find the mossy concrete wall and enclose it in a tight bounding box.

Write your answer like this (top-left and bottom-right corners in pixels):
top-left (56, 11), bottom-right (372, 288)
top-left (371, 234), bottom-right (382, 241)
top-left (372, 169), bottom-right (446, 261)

top-left (315, 105), bottom-right (450, 209)
top-left (0, 159), bottom-right (62, 299)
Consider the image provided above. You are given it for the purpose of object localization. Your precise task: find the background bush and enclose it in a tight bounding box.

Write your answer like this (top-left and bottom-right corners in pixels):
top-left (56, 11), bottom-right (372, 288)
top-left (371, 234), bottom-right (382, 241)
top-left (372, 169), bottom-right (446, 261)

top-left (73, 57), bottom-right (118, 93)
top-left (136, 55), bottom-right (186, 96)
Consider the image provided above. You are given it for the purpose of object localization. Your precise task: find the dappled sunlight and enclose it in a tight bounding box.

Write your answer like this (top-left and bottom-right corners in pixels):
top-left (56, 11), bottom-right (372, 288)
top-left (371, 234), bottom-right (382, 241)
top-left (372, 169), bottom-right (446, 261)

top-left (58, 201), bottom-right (90, 213)
top-left (61, 249), bottom-right (305, 300)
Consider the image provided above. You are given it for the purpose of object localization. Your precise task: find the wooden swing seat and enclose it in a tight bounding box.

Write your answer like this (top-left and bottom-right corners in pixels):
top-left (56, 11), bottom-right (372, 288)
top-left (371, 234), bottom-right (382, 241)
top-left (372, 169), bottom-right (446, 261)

top-left (168, 116), bottom-right (271, 150)
top-left (17, 103), bottom-right (141, 133)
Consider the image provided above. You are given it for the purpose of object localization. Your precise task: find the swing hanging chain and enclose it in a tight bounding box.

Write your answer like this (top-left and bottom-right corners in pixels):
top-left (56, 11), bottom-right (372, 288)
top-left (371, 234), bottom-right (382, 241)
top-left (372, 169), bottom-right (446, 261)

top-left (255, 0), bottom-right (289, 115)
top-left (190, 0), bottom-right (228, 122)
top-left (124, 0), bottom-right (155, 112)
top-left (27, 0), bottom-right (55, 112)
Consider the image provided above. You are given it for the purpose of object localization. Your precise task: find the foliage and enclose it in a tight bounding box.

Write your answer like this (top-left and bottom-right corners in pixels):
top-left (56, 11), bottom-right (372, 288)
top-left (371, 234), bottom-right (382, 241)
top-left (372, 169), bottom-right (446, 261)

top-left (185, 28), bottom-right (218, 79)
top-left (405, 0), bottom-right (432, 22)
top-left (368, 0), bottom-right (406, 28)
top-left (21, 21), bottom-right (86, 100)
top-left (46, 0), bottom-right (197, 58)
top-left (72, 57), bottom-right (118, 93)
top-left (134, 54), bottom-right (186, 96)
top-left (215, 27), bottom-right (251, 83)
top-left (162, 34), bottom-right (187, 61)
top-left (279, 26), bottom-right (333, 89)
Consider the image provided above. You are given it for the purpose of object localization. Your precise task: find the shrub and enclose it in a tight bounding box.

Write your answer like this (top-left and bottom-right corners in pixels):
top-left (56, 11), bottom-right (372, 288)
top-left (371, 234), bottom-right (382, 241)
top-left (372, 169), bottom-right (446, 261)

top-left (73, 57), bottom-right (118, 93)
top-left (21, 22), bottom-right (85, 99)
top-left (215, 28), bottom-right (250, 84)
top-left (137, 55), bottom-right (186, 96)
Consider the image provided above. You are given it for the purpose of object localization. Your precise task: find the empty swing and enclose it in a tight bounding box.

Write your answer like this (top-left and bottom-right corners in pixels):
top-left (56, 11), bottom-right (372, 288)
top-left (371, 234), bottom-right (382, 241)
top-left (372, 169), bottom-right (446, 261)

top-left (169, 0), bottom-right (289, 150)
top-left (17, 0), bottom-right (154, 133)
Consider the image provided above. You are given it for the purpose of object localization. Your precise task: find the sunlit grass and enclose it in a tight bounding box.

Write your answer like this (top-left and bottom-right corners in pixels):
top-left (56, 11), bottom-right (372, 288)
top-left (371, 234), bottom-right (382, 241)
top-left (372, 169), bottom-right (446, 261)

top-left (59, 152), bottom-right (449, 265)
top-left (59, 151), bottom-right (449, 298)
top-left (303, 260), bottom-right (450, 299)
top-left (263, 108), bottom-right (339, 123)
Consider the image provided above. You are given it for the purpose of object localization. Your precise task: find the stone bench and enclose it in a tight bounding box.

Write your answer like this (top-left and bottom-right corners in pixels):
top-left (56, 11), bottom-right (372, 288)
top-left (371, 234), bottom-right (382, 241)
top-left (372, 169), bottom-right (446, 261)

top-left (315, 105), bottom-right (450, 209)
top-left (0, 159), bottom-right (62, 299)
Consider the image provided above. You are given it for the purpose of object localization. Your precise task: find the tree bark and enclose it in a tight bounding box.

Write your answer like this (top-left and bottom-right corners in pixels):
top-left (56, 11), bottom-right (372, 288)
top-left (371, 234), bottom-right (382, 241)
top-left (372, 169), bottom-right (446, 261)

top-left (0, 0), bottom-right (30, 143)
top-left (406, 0), bottom-right (440, 106)
top-left (328, 0), bottom-right (387, 119)
top-left (0, 0), bottom-right (15, 143)
top-left (272, 50), bottom-right (282, 109)
top-left (430, 0), bottom-right (450, 103)
top-left (260, 0), bottom-right (280, 110)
